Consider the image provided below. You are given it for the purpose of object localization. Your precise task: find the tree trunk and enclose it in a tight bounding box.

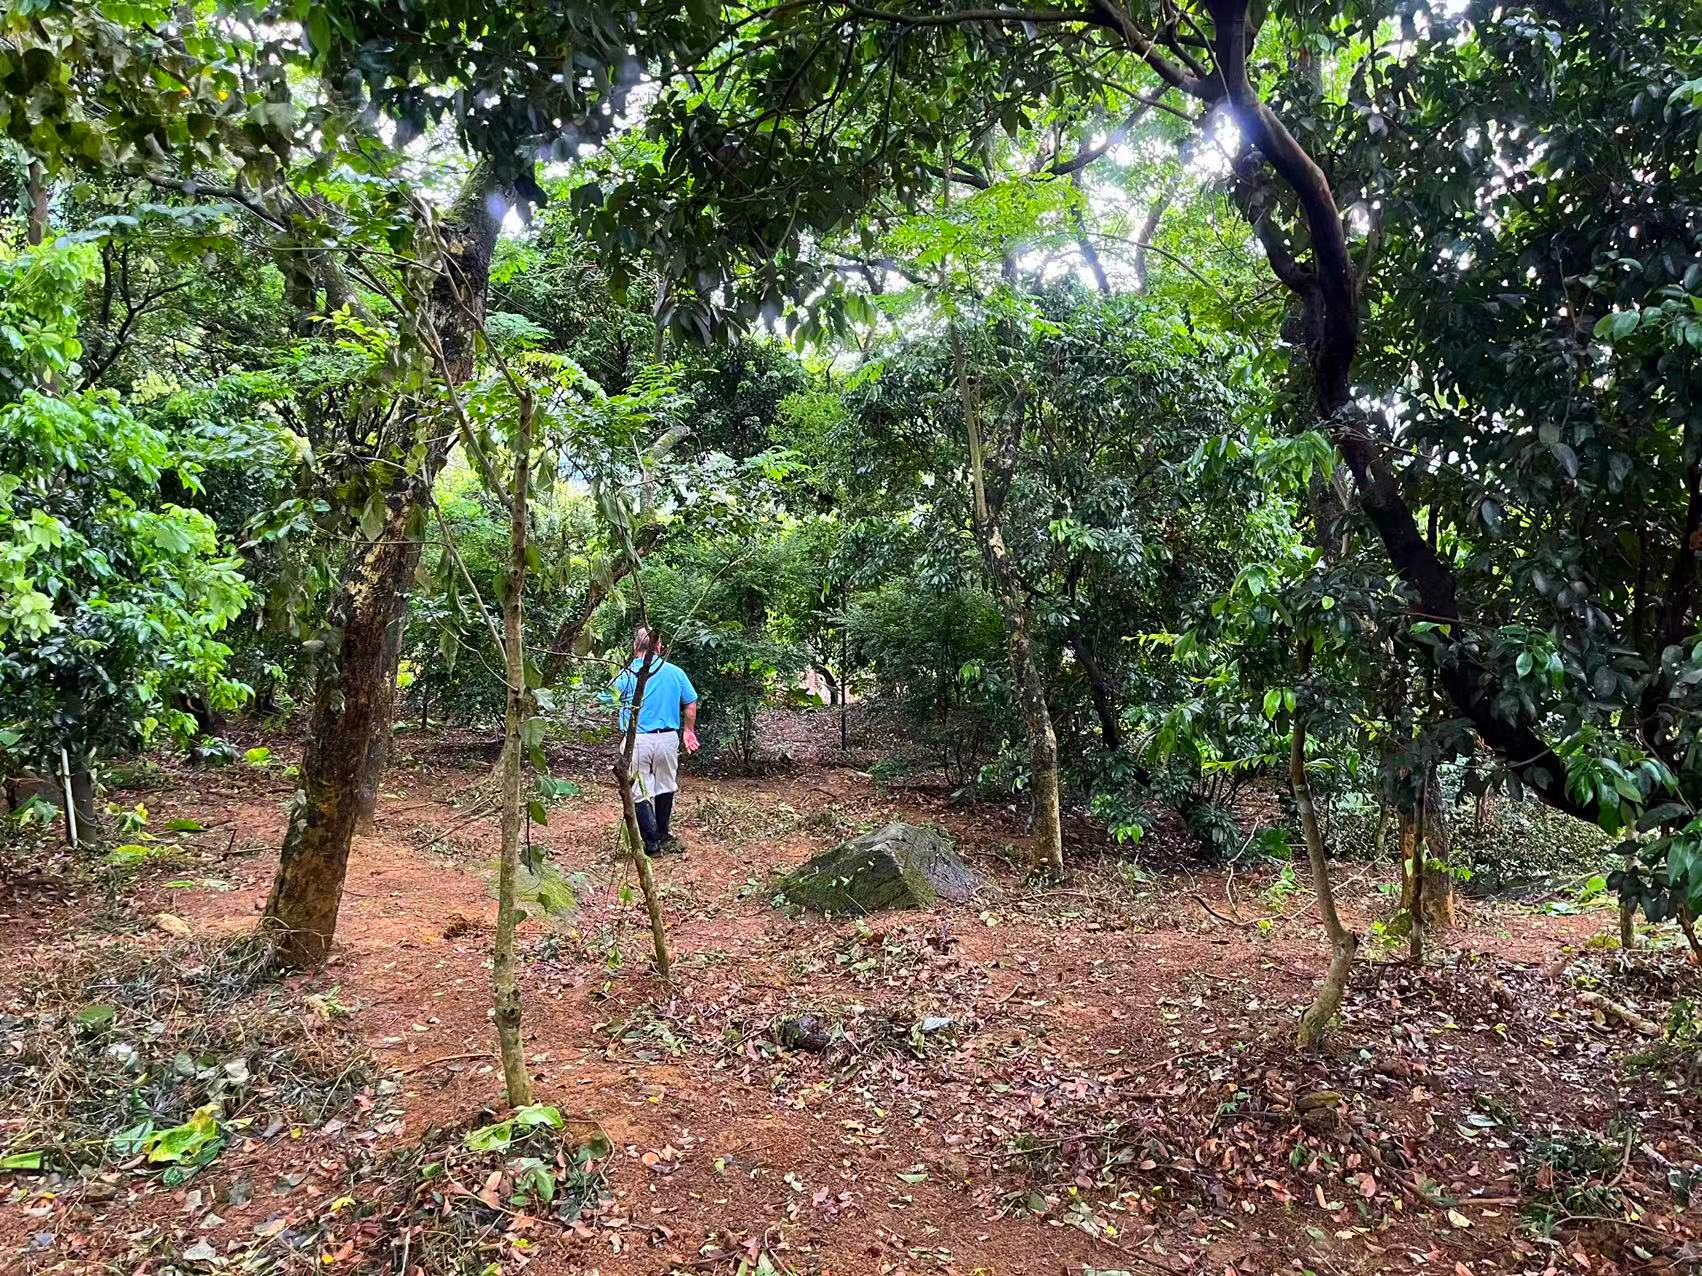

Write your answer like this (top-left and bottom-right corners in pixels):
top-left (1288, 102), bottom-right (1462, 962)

top-left (1371, 803), bottom-right (1393, 856)
top-left (1069, 631), bottom-right (1122, 753)
top-left (1133, 173), bottom-right (1179, 295)
top-left (1293, 648), bottom-right (1358, 1048)
top-left (1000, 571), bottom-right (1066, 876)
top-left (1620, 848), bottom-right (1638, 950)
top-left (263, 168), bottom-right (504, 966)
top-left (948, 315), bottom-right (1064, 878)
top-left (1397, 765), bottom-right (1455, 966)
top-left (1678, 908), bottom-right (1702, 962)
top-left (26, 160), bottom-right (48, 247)
top-left (493, 393), bottom-right (535, 1109)
top-left (1205, 0), bottom-right (1598, 823)
top-left (66, 759), bottom-right (96, 848)
top-left (261, 513), bottom-right (421, 965)
top-left (613, 654), bottom-right (670, 979)
top-left (352, 612), bottom-right (407, 835)
top-left (1397, 807), bottom-right (1425, 965)
top-left (1419, 763), bottom-right (1456, 929)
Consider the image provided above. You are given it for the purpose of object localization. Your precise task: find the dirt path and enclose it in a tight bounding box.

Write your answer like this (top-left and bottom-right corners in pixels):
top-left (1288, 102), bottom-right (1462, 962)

top-left (3, 741), bottom-right (1697, 1276)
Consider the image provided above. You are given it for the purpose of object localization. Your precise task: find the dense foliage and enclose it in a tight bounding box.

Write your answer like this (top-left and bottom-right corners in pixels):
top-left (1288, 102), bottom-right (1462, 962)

top-left (4, 0), bottom-right (1701, 975)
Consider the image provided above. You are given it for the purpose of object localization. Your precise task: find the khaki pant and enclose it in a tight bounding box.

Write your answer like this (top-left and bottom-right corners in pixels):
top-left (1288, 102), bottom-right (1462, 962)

top-left (630, 731), bottom-right (680, 802)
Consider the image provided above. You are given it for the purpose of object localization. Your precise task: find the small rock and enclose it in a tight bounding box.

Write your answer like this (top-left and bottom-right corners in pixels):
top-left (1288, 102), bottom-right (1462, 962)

top-left (776, 1014), bottom-right (834, 1053)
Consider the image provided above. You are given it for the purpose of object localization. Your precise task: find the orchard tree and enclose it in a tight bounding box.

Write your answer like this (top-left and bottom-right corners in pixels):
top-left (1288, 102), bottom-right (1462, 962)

top-left (578, 0), bottom-right (1702, 953)
top-left (3, 0), bottom-right (723, 962)
top-left (0, 244), bottom-right (250, 835)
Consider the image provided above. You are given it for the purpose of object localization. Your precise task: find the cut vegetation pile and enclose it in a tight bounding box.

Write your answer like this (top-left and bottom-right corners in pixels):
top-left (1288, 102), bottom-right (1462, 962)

top-left (0, 934), bottom-right (374, 1179)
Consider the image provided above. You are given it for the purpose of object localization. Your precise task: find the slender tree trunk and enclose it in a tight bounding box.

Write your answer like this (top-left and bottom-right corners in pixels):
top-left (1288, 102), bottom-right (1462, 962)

top-left (1070, 631), bottom-right (1122, 753)
top-left (1133, 173), bottom-right (1179, 295)
top-left (948, 319), bottom-right (1065, 877)
top-left (998, 566), bottom-right (1065, 875)
top-left (613, 655), bottom-right (670, 978)
top-left (1419, 763), bottom-right (1455, 929)
top-left (1293, 647), bottom-right (1358, 1048)
top-left (1399, 766), bottom-right (1455, 965)
top-left (493, 394), bottom-right (535, 1109)
top-left (1371, 803), bottom-right (1393, 856)
top-left (840, 591), bottom-right (851, 751)
top-left (1678, 908), bottom-right (1702, 962)
top-left (1397, 807), bottom-right (1424, 965)
top-left (1620, 848), bottom-right (1638, 950)
top-left (26, 160), bottom-right (48, 246)
top-left (67, 757), bottom-right (96, 848)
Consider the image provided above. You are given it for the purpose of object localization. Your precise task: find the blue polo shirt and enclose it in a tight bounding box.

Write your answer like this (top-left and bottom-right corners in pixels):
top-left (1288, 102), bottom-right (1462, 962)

top-left (611, 658), bottom-right (698, 732)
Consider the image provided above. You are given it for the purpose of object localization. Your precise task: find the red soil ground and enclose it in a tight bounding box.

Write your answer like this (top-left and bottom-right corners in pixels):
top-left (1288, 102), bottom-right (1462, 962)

top-left (2, 723), bottom-right (1697, 1276)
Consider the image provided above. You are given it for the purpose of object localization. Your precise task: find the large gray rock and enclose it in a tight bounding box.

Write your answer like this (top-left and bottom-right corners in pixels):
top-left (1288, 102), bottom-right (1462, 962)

top-left (777, 822), bottom-right (982, 913)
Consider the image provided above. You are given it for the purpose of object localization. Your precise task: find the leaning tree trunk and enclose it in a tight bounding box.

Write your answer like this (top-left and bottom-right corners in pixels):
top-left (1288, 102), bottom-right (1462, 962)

top-left (493, 392), bottom-right (535, 1108)
top-left (1070, 631), bottom-right (1122, 754)
top-left (1293, 646), bottom-right (1358, 1048)
top-left (262, 168), bottom-right (505, 967)
top-left (613, 653), bottom-right (671, 979)
top-left (261, 512), bottom-right (424, 965)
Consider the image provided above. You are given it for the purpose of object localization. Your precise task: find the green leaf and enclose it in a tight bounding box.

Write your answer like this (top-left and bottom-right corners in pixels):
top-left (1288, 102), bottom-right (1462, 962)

top-left (74, 1003), bottom-right (117, 1028)
top-left (1, 1151), bottom-right (43, 1171)
top-left (514, 1104), bottom-right (563, 1129)
top-left (143, 1107), bottom-right (221, 1164)
top-left (464, 1120), bottom-right (515, 1152)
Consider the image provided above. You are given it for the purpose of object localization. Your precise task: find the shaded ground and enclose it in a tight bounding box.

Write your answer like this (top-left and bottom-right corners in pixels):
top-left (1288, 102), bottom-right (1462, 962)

top-left (2, 713), bottom-right (1698, 1275)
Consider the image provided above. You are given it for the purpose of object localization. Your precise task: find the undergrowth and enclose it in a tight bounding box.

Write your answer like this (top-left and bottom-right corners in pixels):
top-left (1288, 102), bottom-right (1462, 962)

top-left (0, 933), bottom-right (375, 1178)
top-left (248, 1104), bottom-right (611, 1276)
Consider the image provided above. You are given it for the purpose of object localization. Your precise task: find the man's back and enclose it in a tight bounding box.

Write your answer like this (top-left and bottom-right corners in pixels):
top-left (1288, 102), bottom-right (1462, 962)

top-left (614, 659), bottom-right (697, 733)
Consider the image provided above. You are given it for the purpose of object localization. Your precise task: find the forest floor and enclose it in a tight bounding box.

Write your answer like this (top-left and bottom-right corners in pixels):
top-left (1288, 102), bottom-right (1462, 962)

top-left (1, 708), bottom-right (1699, 1276)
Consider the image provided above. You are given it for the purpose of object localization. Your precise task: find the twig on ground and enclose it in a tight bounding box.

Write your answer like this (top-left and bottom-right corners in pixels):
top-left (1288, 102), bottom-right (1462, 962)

top-left (401, 1051), bottom-right (495, 1074)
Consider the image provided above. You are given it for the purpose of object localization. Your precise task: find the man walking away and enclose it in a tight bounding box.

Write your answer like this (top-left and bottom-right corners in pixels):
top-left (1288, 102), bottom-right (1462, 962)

top-left (611, 626), bottom-right (700, 855)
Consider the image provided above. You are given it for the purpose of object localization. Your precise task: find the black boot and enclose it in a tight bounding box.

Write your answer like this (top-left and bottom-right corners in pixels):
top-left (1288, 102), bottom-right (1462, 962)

top-left (634, 799), bottom-right (661, 856)
top-left (654, 790), bottom-right (684, 854)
